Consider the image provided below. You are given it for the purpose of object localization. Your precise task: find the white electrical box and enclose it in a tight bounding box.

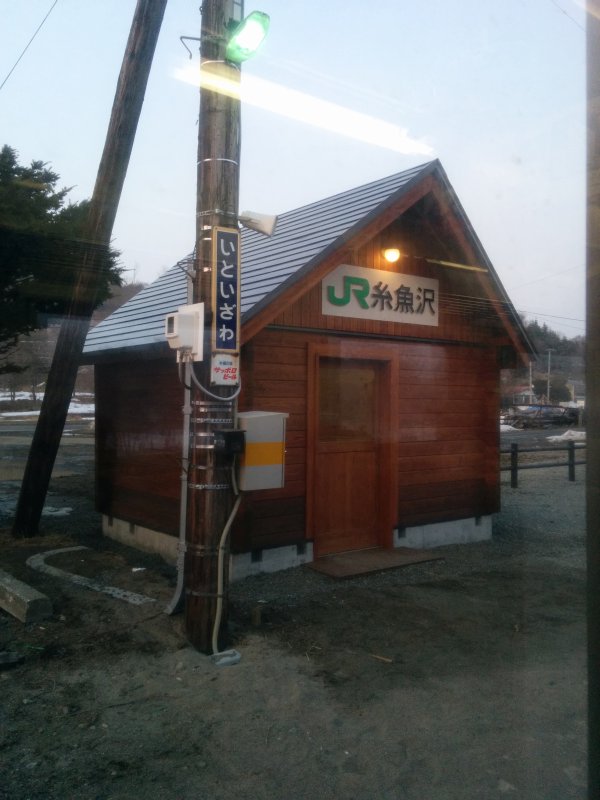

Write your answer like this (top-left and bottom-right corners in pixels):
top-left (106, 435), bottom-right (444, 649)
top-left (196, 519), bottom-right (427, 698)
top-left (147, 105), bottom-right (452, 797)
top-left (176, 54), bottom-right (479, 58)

top-left (165, 303), bottom-right (204, 362)
top-left (237, 411), bottom-right (288, 491)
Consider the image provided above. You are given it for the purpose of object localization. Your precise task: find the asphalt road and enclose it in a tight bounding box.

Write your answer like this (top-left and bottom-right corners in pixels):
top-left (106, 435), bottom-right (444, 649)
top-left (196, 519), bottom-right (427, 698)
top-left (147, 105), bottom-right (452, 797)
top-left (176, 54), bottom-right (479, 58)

top-left (0, 417), bottom-right (93, 439)
top-left (0, 415), bottom-right (94, 485)
top-left (1, 415), bottom-right (581, 444)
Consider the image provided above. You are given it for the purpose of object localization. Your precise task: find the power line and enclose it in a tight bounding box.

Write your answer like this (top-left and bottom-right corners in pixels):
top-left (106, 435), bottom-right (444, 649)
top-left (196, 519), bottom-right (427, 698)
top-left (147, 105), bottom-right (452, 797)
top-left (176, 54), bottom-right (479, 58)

top-left (517, 311), bottom-right (585, 336)
top-left (510, 265), bottom-right (584, 290)
top-left (517, 309), bottom-right (585, 324)
top-left (548, 0), bottom-right (585, 32)
top-left (438, 290), bottom-right (586, 326)
top-left (0, 0), bottom-right (59, 93)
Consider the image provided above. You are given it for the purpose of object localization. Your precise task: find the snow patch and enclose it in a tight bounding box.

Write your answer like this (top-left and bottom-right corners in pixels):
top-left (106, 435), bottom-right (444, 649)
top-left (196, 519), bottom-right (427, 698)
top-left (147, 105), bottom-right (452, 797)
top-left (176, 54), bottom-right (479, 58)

top-left (546, 429), bottom-right (586, 443)
top-left (42, 507), bottom-right (73, 517)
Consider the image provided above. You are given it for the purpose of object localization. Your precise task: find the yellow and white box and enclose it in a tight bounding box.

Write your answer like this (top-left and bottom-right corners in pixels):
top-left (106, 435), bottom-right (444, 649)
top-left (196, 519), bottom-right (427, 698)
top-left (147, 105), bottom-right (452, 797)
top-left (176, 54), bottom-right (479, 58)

top-left (237, 411), bottom-right (288, 491)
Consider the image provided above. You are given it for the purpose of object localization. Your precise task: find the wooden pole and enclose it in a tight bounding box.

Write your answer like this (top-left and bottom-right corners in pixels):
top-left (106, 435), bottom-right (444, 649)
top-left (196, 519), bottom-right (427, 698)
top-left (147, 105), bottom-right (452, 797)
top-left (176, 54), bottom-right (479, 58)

top-left (184, 0), bottom-right (241, 652)
top-left (587, 2), bottom-right (600, 794)
top-left (12, 0), bottom-right (168, 537)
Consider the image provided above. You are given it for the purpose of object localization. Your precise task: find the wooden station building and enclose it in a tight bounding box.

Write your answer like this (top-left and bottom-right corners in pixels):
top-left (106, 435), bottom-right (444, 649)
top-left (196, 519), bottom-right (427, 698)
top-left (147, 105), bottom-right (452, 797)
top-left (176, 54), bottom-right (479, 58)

top-left (83, 160), bottom-right (532, 578)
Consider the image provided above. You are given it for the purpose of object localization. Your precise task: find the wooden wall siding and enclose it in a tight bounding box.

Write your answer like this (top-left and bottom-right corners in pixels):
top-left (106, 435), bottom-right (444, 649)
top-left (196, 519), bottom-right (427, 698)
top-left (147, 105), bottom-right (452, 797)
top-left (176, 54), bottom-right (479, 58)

top-left (234, 328), bottom-right (500, 551)
top-left (95, 359), bottom-right (183, 536)
top-left (233, 334), bottom-right (308, 551)
top-left (395, 343), bottom-right (499, 526)
top-left (271, 254), bottom-right (507, 347)
top-left (95, 328), bottom-right (500, 550)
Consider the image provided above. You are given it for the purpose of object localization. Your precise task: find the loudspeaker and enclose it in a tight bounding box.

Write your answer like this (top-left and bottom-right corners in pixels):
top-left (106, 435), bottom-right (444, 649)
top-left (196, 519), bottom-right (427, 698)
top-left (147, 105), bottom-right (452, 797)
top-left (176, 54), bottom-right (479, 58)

top-left (239, 210), bottom-right (278, 237)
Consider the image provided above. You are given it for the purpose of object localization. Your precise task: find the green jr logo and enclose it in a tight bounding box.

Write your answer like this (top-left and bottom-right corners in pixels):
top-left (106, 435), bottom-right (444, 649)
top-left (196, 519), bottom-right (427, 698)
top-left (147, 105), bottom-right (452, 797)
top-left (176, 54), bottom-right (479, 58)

top-left (326, 276), bottom-right (370, 308)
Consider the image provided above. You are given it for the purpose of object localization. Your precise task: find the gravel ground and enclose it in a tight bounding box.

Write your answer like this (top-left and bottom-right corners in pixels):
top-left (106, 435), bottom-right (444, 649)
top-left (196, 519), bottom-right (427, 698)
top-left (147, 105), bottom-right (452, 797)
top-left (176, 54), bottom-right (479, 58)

top-left (230, 466), bottom-right (586, 612)
top-left (0, 428), bottom-right (588, 800)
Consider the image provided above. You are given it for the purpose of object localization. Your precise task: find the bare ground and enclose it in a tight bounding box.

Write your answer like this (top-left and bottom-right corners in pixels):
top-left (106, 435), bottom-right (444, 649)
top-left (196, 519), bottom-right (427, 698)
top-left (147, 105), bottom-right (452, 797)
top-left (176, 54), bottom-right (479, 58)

top-left (0, 427), bottom-right (587, 800)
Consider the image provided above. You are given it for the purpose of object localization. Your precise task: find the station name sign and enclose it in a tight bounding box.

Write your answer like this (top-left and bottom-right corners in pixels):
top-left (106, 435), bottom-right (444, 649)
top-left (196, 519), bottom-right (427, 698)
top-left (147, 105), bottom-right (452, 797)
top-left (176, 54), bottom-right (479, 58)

top-left (322, 264), bottom-right (439, 327)
top-left (211, 227), bottom-right (240, 386)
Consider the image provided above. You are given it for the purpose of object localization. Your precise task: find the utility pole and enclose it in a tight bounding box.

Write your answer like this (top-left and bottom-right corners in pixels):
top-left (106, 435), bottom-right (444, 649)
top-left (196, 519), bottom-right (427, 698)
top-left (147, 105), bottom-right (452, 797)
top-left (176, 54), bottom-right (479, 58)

top-left (12, 0), bottom-right (167, 537)
top-left (529, 360), bottom-right (533, 403)
top-left (587, 2), bottom-right (600, 794)
top-left (546, 348), bottom-right (553, 404)
top-left (184, 0), bottom-right (242, 652)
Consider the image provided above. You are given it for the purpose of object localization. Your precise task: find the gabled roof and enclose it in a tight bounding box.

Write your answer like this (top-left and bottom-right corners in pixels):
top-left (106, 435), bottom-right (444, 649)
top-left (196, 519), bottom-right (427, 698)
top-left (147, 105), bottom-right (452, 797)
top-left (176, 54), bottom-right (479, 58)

top-left (83, 159), bottom-right (531, 358)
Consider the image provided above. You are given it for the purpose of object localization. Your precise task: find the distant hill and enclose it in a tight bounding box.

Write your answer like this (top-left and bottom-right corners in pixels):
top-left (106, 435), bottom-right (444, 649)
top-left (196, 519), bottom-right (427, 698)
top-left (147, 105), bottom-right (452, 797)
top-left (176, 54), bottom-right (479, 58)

top-left (0, 282), bottom-right (146, 399)
top-left (501, 320), bottom-right (585, 406)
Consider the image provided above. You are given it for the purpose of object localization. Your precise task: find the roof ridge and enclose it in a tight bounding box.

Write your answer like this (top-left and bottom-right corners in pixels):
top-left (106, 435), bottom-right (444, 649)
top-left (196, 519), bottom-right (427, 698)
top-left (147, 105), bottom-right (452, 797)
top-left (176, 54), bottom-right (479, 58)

top-left (273, 160), bottom-right (437, 219)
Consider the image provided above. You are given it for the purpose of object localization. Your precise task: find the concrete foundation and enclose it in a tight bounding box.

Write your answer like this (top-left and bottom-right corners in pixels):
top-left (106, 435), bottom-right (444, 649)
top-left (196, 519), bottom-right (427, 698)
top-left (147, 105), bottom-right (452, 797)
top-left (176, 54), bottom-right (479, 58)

top-left (102, 516), bottom-right (313, 581)
top-left (103, 516), bottom-right (178, 565)
top-left (102, 514), bottom-right (491, 580)
top-left (394, 516), bottom-right (492, 549)
top-left (231, 543), bottom-right (314, 581)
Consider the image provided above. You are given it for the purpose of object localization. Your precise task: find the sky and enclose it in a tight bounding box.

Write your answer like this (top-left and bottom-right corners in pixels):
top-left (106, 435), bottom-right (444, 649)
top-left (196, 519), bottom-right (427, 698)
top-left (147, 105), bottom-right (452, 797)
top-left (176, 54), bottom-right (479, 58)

top-left (0, 0), bottom-right (587, 337)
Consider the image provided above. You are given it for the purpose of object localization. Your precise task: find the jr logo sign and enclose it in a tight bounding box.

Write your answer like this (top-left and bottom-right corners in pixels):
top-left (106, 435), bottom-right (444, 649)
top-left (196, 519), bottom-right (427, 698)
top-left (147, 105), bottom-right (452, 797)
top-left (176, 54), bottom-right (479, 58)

top-left (326, 276), bottom-right (370, 309)
top-left (322, 264), bottom-right (439, 327)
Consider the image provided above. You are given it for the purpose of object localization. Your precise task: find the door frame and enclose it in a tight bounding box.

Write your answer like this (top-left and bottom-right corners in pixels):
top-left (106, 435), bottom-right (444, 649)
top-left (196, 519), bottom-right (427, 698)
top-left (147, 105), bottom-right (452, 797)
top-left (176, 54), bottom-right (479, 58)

top-left (307, 340), bottom-right (399, 557)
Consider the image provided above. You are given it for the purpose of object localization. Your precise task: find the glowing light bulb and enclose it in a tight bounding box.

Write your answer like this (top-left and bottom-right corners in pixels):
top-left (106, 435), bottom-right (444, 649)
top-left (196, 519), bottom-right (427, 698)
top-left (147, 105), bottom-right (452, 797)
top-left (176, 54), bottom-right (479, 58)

top-left (383, 247), bottom-right (401, 264)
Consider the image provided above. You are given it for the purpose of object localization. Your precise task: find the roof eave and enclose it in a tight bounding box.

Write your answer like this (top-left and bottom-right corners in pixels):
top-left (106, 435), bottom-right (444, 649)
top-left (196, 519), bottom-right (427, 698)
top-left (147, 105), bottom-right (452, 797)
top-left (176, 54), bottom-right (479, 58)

top-left (82, 341), bottom-right (172, 365)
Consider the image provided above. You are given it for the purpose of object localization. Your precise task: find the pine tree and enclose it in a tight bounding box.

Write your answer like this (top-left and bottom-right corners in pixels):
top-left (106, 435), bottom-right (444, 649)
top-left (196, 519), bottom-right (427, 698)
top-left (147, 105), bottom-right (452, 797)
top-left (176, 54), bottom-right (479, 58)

top-left (0, 145), bottom-right (121, 373)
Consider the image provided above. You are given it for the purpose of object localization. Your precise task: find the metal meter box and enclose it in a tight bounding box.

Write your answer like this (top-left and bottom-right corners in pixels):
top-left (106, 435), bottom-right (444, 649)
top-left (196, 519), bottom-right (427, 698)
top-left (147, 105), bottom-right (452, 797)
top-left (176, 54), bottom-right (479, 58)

top-left (164, 303), bottom-right (204, 361)
top-left (237, 411), bottom-right (288, 491)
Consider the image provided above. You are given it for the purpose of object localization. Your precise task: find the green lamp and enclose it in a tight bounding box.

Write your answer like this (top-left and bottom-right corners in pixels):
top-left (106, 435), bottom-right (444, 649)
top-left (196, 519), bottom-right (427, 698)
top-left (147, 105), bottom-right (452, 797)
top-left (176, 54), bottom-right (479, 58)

top-left (225, 11), bottom-right (270, 63)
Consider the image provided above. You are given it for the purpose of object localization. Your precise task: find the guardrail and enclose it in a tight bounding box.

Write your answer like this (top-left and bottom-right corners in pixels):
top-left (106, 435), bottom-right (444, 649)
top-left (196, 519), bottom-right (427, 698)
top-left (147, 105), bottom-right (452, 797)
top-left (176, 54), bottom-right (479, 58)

top-left (501, 441), bottom-right (587, 488)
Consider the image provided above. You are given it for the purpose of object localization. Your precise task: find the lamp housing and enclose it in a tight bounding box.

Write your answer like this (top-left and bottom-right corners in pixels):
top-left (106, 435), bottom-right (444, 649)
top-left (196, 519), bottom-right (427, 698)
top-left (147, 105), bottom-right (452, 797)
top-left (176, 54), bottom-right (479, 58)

top-left (226, 11), bottom-right (270, 63)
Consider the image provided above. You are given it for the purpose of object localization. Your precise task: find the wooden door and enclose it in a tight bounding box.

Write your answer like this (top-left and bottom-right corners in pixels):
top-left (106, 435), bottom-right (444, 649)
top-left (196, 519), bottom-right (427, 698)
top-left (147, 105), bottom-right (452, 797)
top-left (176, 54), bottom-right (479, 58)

top-left (313, 357), bottom-right (384, 556)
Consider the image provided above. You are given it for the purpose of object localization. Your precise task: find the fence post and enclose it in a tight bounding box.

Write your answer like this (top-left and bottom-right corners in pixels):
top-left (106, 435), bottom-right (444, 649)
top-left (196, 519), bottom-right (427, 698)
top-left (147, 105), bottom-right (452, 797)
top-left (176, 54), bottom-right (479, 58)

top-left (511, 442), bottom-right (519, 488)
top-left (568, 440), bottom-right (576, 481)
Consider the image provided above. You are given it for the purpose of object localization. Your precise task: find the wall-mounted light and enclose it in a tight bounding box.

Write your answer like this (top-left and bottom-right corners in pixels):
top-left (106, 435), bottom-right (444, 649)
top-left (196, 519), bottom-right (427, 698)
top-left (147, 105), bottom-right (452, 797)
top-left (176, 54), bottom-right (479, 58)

top-left (382, 247), bottom-right (401, 264)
